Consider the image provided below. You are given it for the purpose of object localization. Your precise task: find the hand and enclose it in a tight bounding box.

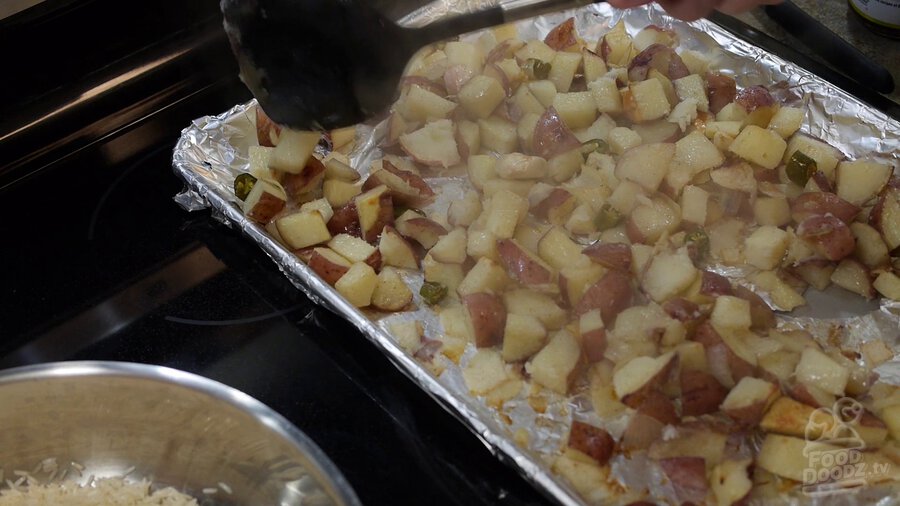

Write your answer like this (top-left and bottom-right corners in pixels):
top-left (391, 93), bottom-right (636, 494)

top-left (606, 0), bottom-right (782, 21)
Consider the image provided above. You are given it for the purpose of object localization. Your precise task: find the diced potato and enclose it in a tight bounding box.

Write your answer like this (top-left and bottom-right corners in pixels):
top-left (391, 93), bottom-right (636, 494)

top-left (440, 306), bottom-right (473, 342)
top-left (588, 77), bottom-right (623, 114)
top-left (553, 92), bottom-right (598, 129)
top-left (371, 267), bottom-right (413, 311)
top-left (513, 114), bottom-right (540, 153)
top-left (526, 330), bottom-right (582, 394)
top-left (323, 179), bottom-right (362, 207)
top-left (528, 80), bottom-right (558, 108)
top-left (667, 99), bottom-right (697, 132)
top-left (463, 349), bottom-right (509, 394)
top-left (729, 125), bottom-right (787, 170)
top-left (268, 129), bottom-right (321, 174)
top-left (641, 247), bottom-right (698, 303)
top-left (390, 320), bottom-right (423, 354)
top-left (716, 103), bottom-right (748, 122)
top-left (753, 196), bottom-right (791, 227)
top-left (744, 226), bottom-right (790, 270)
top-left (478, 117), bottom-right (519, 153)
top-left (704, 120), bottom-right (742, 139)
top-left (767, 106), bottom-right (803, 138)
top-left (750, 270), bottom-right (805, 311)
top-left (515, 39), bottom-right (556, 65)
top-left (422, 255), bottom-right (465, 294)
top-left (624, 79), bottom-right (671, 122)
top-left (335, 262), bottom-right (378, 307)
top-left (681, 185), bottom-right (709, 225)
top-left (783, 135), bottom-right (842, 179)
top-left (248, 145), bottom-right (277, 181)
top-left (851, 222), bottom-right (890, 268)
top-left (467, 154), bottom-right (498, 190)
top-left (548, 149), bottom-right (584, 183)
top-left (457, 257), bottom-right (509, 296)
top-left (445, 41), bottom-right (484, 71)
top-left (400, 85), bottom-right (457, 122)
top-left (504, 289), bottom-right (567, 329)
top-left (680, 50), bottom-right (710, 75)
top-left (467, 229), bottom-right (500, 261)
top-left (582, 48), bottom-right (608, 83)
top-left (795, 347), bottom-right (850, 396)
top-left (512, 85), bottom-right (546, 116)
top-left (458, 75), bottom-right (506, 119)
top-left (673, 74), bottom-right (709, 112)
top-left (608, 127), bottom-right (642, 154)
top-left (874, 272), bottom-right (900, 301)
top-left (549, 51), bottom-right (582, 92)
top-left (502, 313), bottom-right (547, 362)
top-left (486, 189), bottom-right (528, 239)
top-left (711, 295), bottom-right (752, 330)
top-left (835, 159), bottom-right (893, 206)
top-left (275, 211), bottom-right (332, 249)
top-left (666, 131), bottom-right (725, 194)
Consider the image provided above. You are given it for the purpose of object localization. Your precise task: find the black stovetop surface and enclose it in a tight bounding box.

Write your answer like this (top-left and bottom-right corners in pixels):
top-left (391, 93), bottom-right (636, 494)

top-left (0, 1), bottom-right (547, 504)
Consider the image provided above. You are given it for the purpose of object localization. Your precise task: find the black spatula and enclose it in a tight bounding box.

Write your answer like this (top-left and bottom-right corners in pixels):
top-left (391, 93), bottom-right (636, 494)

top-left (221, 0), bottom-right (599, 131)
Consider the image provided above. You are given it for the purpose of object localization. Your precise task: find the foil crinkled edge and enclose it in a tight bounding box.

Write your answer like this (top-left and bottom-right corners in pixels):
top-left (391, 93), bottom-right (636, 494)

top-left (172, 3), bottom-right (900, 505)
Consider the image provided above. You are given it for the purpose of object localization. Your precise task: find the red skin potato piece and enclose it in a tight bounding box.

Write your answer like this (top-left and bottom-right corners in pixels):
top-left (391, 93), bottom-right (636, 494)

top-left (308, 250), bottom-right (350, 286)
top-left (733, 285), bottom-right (776, 331)
top-left (497, 239), bottom-right (554, 285)
top-left (532, 188), bottom-right (575, 222)
top-left (797, 214), bottom-right (856, 261)
top-left (463, 293), bottom-right (507, 348)
top-left (791, 192), bottom-right (860, 224)
top-left (400, 76), bottom-right (448, 97)
top-left (544, 17), bottom-right (578, 51)
top-left (627, 44), bottom-right (689, 82)
top-left (568, 421), bottom-right (615, 465)
top-left (705, 73), bottom-right (736, 114)
top-left (701, 271), bottom-right (734, 297)
top-left (734, 85), bottom-right (775, 112)
top-left (582, 242), bottom-right (632, 271)
top-left (574, 270), bottom-right (635, 323)
top-left (681, 369), bottom-right (729, 416)
top-left (662, 298), bottom-right (701, 323)
top-left (533, 107), bottom-right (582, 159)
top-left (282, 157), bottom-right (326, 200)
top-left (621, 412), bottom-right (665, 451)
top-left (256, 107), bottom-right (282, 147)
top-left (659, 457), bottom-right (709, 505)
top-left (637, 390), bottom-right (680, 425)
top-left (246, 192), bottom-right (285, 224)
top-left (581, 328), bottom-right (607, 363)
top-left (621, 355), bottom-right (679, 409)
top-left (327, 202), bottom-right (362, 238)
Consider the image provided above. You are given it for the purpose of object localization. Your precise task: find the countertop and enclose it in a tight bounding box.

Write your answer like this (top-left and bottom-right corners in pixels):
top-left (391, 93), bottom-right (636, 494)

top-left (734, 0), bottom-right (900, 104)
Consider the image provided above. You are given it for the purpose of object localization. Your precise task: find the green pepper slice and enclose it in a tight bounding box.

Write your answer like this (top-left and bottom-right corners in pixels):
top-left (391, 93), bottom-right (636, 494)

top-left (594, 203), bottom-right (623, 232)
top-left (581, 138), bottom-right (609, 156)
top-left (685, 228), bottom-right (710, 261)
top-left (523, 58), bottom-right (552, 80)
top-left (234, 173), bottom-right (258, 201)
top-left (786, 151), bottom-right (817, 187)
top-left (419, 281), bottom-right (448, 305)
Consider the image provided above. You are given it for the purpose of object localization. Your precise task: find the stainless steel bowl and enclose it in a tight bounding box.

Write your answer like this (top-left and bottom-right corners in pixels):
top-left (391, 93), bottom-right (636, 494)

top-left (0, 361), bottom-right (361, 506)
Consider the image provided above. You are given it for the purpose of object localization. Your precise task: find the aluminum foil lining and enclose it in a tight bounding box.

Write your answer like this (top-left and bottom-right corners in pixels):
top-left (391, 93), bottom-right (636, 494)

top-left (172, 3), bottom-right (900, 505)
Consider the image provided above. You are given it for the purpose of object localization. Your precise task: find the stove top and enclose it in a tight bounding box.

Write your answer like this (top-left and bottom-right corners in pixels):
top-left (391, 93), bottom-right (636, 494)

top-left (0, 1), bottom-right (548, 504)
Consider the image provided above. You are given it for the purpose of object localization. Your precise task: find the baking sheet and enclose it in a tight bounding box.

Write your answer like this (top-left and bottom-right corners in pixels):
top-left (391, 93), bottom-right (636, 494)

top-left (172, 3), bottom-right (900, 505)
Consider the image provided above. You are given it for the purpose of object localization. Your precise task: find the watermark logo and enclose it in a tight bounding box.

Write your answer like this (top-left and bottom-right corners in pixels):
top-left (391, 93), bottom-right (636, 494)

top-left (802, 398), bottom-right (891, 496)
